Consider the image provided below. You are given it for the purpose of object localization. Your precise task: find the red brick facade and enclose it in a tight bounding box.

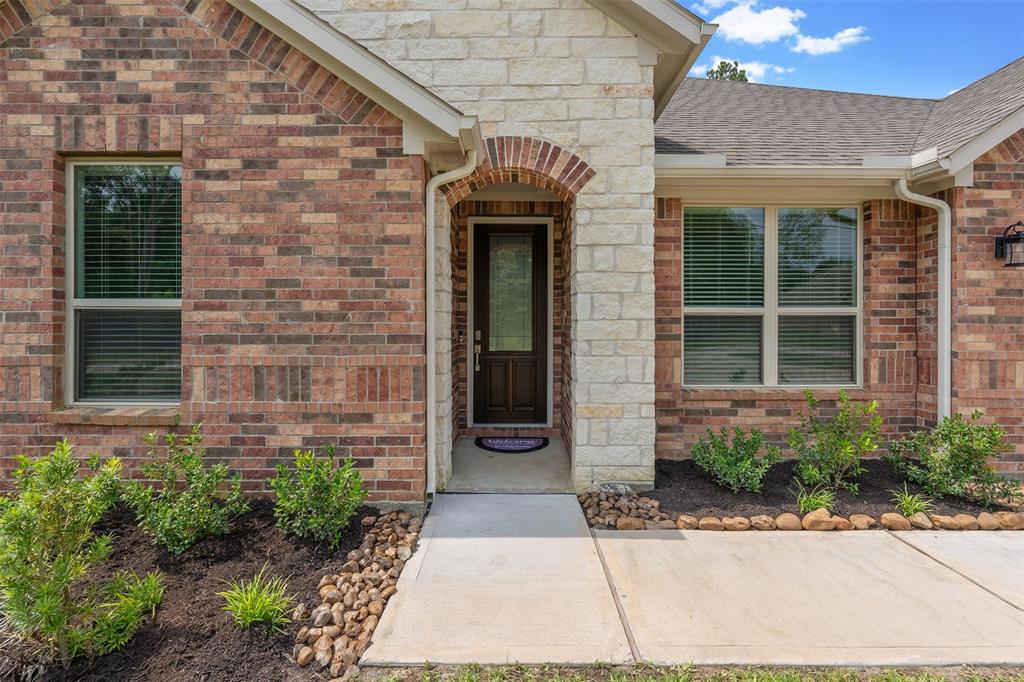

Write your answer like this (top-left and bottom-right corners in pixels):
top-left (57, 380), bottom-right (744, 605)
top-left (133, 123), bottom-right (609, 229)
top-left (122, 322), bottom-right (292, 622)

top-left (0, 0), bottom-right (427, 502)
top-left (655, 141), bottom-right (1024, 473)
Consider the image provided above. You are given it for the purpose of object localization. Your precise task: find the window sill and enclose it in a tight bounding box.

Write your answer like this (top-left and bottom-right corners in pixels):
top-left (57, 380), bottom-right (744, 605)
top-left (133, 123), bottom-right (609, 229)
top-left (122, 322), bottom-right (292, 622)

top-left (49, 405), bottom-right (181, 427)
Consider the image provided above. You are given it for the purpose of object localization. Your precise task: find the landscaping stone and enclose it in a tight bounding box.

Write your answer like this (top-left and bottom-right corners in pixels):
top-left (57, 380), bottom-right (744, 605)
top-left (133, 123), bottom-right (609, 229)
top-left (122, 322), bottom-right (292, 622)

top-left (995, 511), bottom-right (1024, 530)
top-left (292, 512), bottom-right (421, 672)
top-left (750, 514), bottom-right (775, 530)
top-left (698, 516), bottom-right (724, 531)
top-left (775, 513), bottom-right (802, 531)
top-left (723, 516), bottom-right (750, 531)
top-left (931, 514), bottom-right (962, 530)
top-left (955, 514), bottom-right (980, 530)
top-left (978, 512), bottom-right (1001, 530)
top-left (832, 516), bottom-right (854, 531)
top-left (802, 509), bottom-right (834, 531)
top-left (881, 512), bottom-right (912, 531)
top-left (850, 514), bottom-right (876, 529)
top-left (646, 519), bottom-right (678, 530)
top-left (675, 514), bottom-right (699, 530)
top-left (616, 516), bottom-right (645, 530)
top-left (909, 512), bottom-right (934, 529)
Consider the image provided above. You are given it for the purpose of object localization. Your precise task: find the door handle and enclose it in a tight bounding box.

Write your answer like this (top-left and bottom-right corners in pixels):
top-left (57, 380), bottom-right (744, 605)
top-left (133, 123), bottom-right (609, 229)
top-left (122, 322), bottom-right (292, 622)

top-left (474, 343), bottom-right (481, 372)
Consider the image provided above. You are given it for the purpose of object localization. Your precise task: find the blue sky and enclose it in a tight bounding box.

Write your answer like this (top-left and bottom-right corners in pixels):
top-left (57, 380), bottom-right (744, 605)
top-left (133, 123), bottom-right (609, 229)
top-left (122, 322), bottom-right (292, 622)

top-left (681, 0), bottom-right (1024, 99)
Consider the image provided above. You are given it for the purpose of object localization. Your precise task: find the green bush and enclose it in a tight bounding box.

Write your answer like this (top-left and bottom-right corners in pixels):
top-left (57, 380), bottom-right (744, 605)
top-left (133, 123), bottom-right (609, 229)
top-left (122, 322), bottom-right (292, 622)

top-left (692, 427), bottom-right (780, 493)
top-left (890, 484), bottom-right (933, 518)
top-left (218, 563), bottom-right (294, 633)
top-left (789, 390), bottom-right (881, 493)
top-left (885, 411), bottom-right (1020, 507)
top-left (122, 425), bottom-right (249, 555)
top-left (791, 480), bottom-right (836, 514)
top-left (269, 444), bottom-right (367, 549)
top-left (0, 441), bottom-right (164, 670)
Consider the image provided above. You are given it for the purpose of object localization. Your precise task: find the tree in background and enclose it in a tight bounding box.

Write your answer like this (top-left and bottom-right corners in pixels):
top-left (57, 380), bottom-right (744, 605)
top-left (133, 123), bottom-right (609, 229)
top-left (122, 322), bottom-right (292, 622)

top-left (707, 60), bottom-right (749, 82)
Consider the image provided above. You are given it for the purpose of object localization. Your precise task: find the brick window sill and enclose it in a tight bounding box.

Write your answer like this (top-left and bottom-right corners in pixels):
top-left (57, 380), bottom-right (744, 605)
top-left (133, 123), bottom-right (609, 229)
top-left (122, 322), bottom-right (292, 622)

top-left (49, 406), bottom-right (181, 427)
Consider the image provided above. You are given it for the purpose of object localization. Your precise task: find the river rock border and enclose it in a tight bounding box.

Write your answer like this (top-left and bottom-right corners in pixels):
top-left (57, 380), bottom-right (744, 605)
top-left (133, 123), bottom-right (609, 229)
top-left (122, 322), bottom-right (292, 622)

top-left (578, 492), bottom-right (1024, 532)
top-left (290, 511), bottom-right (422, 681)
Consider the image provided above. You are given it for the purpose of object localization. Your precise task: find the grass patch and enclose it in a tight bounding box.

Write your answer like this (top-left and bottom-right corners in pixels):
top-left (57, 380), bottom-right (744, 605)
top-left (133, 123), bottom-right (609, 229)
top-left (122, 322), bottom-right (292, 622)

top-left (362, 665), bottom-right (1024, 682)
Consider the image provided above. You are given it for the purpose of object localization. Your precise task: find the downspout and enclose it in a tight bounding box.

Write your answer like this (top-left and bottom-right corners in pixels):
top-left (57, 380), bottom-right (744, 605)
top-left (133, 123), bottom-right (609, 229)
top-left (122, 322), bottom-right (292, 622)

top-left (894, 177), bottom-right (952, 419)
top-left (425, 150), bottom-right (477, 496)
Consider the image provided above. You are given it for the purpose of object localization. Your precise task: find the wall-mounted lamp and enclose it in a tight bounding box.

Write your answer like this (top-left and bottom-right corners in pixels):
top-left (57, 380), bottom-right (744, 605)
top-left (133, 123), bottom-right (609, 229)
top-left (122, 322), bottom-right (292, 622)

top-left (995, 221), bottom-right (1024, 267)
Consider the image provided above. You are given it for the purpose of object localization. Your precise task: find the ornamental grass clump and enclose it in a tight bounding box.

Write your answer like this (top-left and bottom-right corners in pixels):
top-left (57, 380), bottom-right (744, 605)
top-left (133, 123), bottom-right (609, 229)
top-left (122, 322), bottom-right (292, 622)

top-left (885, 411), bottom-right (1021, 508)
top-left (791, 479), bottom-right (837, 514)
top-left (0, 441), bottom-right (164, 673)
top-left (122, 425), bottom-right (249, 555)
top-left (218, 563), bottom-right (294, 633)
top-left (889, 484), bottom-right (934, 518)
top-left (692, 426), bottom-right (780, 493)
top-left (790, 389), bottom-right (881, 494)
top-left (269, 444), bottom-right (367, 549)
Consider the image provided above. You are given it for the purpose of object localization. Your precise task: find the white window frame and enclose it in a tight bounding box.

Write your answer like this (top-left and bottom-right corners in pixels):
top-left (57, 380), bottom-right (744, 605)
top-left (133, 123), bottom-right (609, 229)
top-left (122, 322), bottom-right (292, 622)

top-left (681, 204), bottom-right (863, 389)
top-left (64, 159), bottom-right (183, 407)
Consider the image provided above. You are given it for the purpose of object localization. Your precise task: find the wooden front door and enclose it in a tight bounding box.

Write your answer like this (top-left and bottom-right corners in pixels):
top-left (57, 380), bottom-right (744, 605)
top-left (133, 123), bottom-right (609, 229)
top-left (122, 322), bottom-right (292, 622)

top-left (473, 224), bottom-right (548, 424)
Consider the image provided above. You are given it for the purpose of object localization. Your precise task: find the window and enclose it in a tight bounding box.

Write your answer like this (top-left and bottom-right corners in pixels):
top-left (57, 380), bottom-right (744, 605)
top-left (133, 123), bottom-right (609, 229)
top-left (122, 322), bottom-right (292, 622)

top-left (67, 163), bottom-right (182, 403)
top-left (682, 206), bottom-right (860, 387)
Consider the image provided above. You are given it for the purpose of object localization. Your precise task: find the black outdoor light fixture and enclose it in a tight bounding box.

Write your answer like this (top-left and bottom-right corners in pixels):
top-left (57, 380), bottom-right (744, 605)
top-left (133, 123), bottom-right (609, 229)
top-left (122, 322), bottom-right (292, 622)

top-left (995, 221), bottom-right (1024, 267)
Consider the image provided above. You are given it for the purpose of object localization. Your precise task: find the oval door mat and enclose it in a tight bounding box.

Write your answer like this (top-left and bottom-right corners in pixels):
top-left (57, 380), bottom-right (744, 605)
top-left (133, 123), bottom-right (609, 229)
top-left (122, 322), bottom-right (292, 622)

top-left (474, 437), bottom-right (549, 454)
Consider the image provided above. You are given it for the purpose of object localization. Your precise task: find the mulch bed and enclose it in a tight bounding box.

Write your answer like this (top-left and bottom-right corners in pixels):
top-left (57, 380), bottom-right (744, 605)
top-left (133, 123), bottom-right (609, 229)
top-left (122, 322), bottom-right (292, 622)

top-left (56, 500), bottom-right (375, 682)
top-left (649, 458), bottom-right (1012, 519)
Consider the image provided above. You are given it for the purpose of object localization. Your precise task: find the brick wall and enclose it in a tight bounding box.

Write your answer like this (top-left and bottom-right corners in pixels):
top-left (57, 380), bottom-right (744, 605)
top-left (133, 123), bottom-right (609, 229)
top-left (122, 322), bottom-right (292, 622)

top-left (654, 197), bottom-right (921, 459)
top-left (952, 130), bottom-right (1024, 473)
top-left (0, 0), bottom-right (427, 503)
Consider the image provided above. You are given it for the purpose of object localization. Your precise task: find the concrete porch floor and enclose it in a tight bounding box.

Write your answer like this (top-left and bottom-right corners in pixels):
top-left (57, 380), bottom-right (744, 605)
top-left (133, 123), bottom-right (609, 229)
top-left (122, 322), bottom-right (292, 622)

top-left (445, 436), bottom-right (572, 493)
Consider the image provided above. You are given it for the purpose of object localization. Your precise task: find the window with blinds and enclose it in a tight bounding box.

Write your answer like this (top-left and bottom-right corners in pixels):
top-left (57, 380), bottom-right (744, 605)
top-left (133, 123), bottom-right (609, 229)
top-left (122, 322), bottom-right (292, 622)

top-left (682, 206), bottom-right (859, 387)
top-left (70, 164), bottom-right (183, 402)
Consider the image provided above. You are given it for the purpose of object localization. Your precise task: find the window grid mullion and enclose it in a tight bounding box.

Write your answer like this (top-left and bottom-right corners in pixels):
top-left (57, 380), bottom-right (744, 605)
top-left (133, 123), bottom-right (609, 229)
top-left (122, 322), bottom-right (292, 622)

top-left (763, 207), bottom-right (778, 387)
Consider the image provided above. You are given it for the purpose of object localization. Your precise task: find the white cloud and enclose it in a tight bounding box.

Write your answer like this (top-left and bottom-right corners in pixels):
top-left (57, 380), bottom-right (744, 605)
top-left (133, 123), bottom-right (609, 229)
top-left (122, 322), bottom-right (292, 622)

top-left (946, 87), bottom-right (961, 96)
top-left (692, 0), bottom-right (734, 15)
top-left (711, 2), bottom-right (805, 45)
top-left (692, 55), bottom-right (795, 83)
top-left (792, 26), bottom-right (869, 55)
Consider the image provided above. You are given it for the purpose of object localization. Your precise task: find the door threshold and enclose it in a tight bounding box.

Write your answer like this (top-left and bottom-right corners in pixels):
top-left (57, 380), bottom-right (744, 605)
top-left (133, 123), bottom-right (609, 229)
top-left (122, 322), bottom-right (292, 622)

top-left (470, 423), bottom-right (551, 428)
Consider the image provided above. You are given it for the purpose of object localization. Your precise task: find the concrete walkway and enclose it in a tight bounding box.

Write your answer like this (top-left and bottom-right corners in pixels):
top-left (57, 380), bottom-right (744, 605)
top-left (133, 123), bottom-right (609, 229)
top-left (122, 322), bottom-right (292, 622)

top-left (361, 494), bottom-right (632, 665)
top-left (363, 494), bottom-right (1024, 667)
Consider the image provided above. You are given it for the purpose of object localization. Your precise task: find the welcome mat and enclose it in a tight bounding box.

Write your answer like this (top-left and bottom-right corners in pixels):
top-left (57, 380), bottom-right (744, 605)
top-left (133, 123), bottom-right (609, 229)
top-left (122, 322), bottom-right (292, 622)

top-left (474, 437), bottom-right (549, 454)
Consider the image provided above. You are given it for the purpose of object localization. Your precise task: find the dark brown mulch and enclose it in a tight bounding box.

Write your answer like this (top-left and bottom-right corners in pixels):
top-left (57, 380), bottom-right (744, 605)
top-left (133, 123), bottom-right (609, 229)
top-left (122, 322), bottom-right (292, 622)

top-left (649, 458), bottom-right (1011, 519)
top-left (53, 500), bottom-right (374, 682)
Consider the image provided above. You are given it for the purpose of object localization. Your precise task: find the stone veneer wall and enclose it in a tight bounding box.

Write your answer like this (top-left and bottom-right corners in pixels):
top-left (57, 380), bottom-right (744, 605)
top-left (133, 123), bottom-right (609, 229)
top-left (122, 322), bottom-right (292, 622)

top-left (301, 0), bottom-right (660, 490)
top-left (0, 0), bottom-right (427, 504)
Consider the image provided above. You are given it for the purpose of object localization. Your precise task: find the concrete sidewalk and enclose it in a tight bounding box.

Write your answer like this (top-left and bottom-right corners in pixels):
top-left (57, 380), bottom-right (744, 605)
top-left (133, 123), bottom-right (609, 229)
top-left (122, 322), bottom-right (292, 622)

top-left (363, 494), bottom-right (1024, 667)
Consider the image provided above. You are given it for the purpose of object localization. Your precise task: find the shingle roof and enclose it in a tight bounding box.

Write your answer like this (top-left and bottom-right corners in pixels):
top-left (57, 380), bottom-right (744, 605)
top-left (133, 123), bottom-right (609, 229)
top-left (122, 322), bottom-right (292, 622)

top-left (655, 57), bottom-right (1024, 166)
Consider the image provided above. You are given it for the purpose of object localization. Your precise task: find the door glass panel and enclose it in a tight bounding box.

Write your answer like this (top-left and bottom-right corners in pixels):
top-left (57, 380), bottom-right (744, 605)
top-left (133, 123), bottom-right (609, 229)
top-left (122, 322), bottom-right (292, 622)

top-left (488, 234), bottom-right (533, 352)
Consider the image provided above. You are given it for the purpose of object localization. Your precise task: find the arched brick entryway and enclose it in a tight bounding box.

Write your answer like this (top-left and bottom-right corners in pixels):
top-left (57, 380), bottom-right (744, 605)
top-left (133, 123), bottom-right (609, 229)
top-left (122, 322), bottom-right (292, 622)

top-left (443, 136), bottom-right (596, 205)
top-left (434, 136), bottom-right (594, 492)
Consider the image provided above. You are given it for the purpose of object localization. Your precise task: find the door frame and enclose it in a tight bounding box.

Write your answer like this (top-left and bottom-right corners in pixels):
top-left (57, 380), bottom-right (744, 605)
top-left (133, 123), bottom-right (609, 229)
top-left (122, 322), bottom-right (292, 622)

top-left (467, 216), bottom-right (554, 428)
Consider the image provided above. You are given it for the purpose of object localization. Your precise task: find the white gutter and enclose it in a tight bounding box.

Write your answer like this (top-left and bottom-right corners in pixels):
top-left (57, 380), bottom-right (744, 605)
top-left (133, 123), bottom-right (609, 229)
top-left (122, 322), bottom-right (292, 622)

top-left (895, 177), bottom-right (952, 419)
top-left (425, 150), bottom-right (478, 496)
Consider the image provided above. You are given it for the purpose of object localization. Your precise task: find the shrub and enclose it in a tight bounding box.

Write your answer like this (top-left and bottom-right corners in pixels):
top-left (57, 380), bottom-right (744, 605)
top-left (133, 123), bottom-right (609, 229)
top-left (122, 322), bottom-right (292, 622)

top-left (789, 389), bottom-right (881, 493)
top-left (218, 563), bottom-right (294, 633)
top-left (691, 427), bottom-right (780, 493)
top-left (269, 444), bottom-right (367, 549)
top-left (885, 411), bottom-right (1021, 507)
top-left (890, 484), bottom-right (933, 518)
top-left (0, 441), bottom-right (164, 671)
top-left (122, 425), bottom-right (249, 554)
top-left (791, 480), bottom-right (836, 514)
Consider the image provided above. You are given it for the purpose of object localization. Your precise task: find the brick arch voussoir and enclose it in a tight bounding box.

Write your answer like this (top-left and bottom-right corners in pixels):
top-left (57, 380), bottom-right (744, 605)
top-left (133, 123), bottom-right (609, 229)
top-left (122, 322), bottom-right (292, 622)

top-left (443, 136), bottom-right (595, 206)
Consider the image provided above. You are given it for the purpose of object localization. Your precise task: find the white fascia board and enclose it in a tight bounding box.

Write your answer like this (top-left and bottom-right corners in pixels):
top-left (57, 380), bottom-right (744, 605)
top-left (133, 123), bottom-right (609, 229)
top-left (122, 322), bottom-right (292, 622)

top-left (230, 0), bottom-right (478, 148)
top-left (589, 0), bottom-right (709, 52)
top-left (946, 106), bottom-right (1024, 175)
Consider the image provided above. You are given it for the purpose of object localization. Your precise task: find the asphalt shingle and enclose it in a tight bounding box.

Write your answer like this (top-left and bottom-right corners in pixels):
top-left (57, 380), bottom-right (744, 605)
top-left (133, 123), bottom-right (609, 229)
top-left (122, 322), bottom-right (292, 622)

top-left (655, 57), bottom-right (1024, 167)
